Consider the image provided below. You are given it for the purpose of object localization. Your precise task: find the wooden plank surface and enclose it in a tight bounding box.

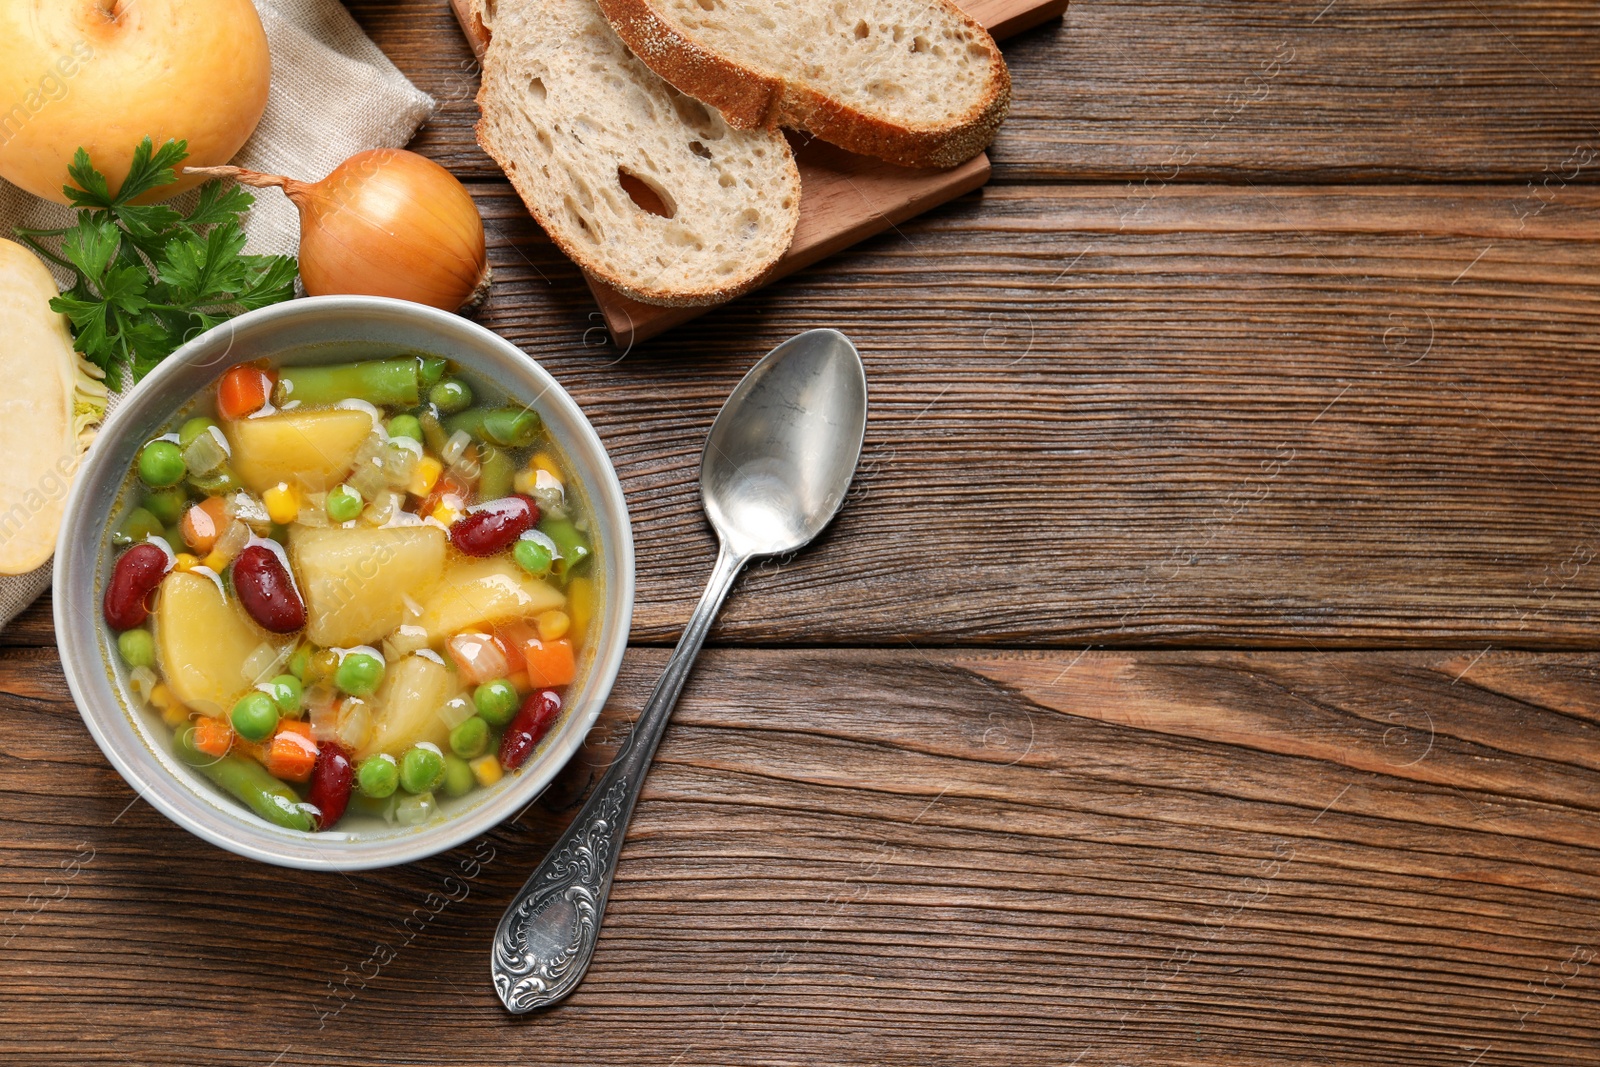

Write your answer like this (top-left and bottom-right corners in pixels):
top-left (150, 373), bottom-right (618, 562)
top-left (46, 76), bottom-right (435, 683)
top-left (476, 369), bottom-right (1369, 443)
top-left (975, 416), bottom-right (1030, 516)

top-left (5, 183), bottom-right (1599, 649)
top-left (1, 648), bottom-right (1595, 1065)
top-left (354, 0), bottom-right (1600, 184)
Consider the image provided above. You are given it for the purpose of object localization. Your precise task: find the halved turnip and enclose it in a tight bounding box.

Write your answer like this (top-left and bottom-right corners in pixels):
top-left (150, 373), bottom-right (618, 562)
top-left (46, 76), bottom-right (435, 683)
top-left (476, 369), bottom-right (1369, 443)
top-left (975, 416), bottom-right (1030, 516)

top-left (0, 239), bottom-right (106, 573)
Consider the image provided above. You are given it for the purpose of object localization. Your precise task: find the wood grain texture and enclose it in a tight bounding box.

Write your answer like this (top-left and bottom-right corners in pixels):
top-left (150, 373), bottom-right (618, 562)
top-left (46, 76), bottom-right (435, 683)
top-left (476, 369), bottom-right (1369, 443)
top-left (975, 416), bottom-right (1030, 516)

top-left (5, 182), bottom-right (1597, 649)
top-left (353, 0), bottom-right (1600, 184)
top-left (2, 648), bottom-right (1595, 1065)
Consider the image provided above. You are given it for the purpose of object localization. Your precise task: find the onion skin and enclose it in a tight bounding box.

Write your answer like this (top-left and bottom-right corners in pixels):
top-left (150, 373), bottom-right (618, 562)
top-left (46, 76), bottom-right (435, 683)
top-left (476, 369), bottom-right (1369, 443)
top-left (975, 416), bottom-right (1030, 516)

top-left (187, 150), bottom-right (491, 312)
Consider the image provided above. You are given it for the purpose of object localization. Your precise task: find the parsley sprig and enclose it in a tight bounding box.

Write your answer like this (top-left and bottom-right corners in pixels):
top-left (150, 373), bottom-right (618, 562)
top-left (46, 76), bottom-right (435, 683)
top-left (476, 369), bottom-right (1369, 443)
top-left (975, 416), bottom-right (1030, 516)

top-left (15, 138), bottom-right (297, 390)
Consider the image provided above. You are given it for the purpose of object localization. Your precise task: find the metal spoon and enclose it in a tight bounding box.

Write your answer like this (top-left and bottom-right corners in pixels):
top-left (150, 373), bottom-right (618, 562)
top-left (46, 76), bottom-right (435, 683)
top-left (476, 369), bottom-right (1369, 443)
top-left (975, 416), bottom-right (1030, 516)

top-left (491, 328), bottom-right (869, 1013)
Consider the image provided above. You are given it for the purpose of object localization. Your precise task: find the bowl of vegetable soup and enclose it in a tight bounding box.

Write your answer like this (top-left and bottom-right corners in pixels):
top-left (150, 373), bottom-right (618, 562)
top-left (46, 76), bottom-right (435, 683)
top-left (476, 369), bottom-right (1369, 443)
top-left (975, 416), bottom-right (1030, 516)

top-left (54, 296), bottom-right (634, 870)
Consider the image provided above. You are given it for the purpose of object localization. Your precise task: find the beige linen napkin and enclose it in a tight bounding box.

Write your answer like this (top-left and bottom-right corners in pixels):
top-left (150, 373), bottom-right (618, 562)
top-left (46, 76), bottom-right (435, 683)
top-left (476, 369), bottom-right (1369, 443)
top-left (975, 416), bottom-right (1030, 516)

top-left (0, 0), bottom-right (434, 629)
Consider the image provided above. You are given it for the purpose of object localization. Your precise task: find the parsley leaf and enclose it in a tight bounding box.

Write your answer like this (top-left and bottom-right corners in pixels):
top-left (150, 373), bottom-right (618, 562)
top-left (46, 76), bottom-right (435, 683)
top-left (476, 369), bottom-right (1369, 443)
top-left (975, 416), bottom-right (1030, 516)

top-left (23, 137), bottom-right (299, 390)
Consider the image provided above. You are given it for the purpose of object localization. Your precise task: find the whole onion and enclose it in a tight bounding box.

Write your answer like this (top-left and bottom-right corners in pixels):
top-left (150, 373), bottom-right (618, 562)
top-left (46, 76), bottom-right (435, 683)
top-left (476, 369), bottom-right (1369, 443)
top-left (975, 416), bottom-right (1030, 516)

top-left (188, 149), bottom-right (490, 311)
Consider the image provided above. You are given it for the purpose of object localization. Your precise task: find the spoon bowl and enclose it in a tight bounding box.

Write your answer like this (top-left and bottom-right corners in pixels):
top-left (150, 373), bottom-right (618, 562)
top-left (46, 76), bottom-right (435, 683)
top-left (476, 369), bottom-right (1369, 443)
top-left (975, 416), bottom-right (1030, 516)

top-left (701, 329), bottom-right (868, 557)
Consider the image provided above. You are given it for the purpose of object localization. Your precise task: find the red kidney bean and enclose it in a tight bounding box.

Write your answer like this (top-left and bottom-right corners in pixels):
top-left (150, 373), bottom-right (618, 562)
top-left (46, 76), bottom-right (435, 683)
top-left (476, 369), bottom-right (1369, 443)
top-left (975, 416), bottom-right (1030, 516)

top-left (451, 494), bottom-right (539, 557)
top-left (308, 744), bottom-right (354, 830)
top-left (232, 544), bottom-right (306, 633)
top-left (103, 543), bottom-right (170, 630)
top-left (499, 687), bottom-right (563, 770)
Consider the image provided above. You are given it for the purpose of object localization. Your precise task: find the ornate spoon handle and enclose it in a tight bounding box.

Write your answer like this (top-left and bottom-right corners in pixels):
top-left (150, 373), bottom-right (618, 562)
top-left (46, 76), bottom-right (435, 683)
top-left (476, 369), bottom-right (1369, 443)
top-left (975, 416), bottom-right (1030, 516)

top-left (491, 543), bottom-right (748, 1012)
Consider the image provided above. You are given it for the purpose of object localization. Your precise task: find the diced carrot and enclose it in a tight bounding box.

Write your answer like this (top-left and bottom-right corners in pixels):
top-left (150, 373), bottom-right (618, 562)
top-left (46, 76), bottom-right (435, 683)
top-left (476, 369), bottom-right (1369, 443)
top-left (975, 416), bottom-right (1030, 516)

top-left (217, 364), bottom-right (275, 420)
top-left (191, 715), bottom-right (235, 758)
top-left (521, 636), bottom-right (576, 688)
top-left (264, 726), bottom-right (319, 782)
top-left (180, 496), bottom-right (230, 554)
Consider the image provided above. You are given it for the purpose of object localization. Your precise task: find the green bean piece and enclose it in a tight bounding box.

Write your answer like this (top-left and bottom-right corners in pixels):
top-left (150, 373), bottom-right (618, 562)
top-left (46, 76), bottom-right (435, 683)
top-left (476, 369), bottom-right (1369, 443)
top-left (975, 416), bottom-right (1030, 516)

top-left (442, 407), bottom-right (487, 440)
top-left (190, 464), bottom-right (242, 496)
top-left (418, 356), bottom-right (448, 388)
top-left (429, 378), bottom-right (473, 415)
top-left (442, 754), bottom-right (475, 798)
top-left (419, 409), bottom-right (450, 454)
top-left (483, 407), bottom-right (541, 448)
top-left (478, 444), bottom-right (514, 501)
top-left (143, 487), bottom-right (188, 526)
top-left (538, 516), bottom-right (592, 579)
top-left (513, 537), bottom-right (553, 577)
top-left (120, 507), bottom-right (166, 544)
top-left (175, 726), bottom-right (315, 832)
top-left (117, 628), bottom-right (156, 668)
top-left (178, 416), bottom-right (219, 448)
top-left (274, 359), bottom-right (423, 408)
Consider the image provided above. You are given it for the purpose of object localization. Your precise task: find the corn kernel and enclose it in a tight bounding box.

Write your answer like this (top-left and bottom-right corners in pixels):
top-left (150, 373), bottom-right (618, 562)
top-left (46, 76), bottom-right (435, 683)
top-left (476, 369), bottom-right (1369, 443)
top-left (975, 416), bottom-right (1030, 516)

top-left (513, 469), bottom-right (539, 496)
top-left (429, 501), bottom-right (460, 527)
top-left (263, 482), bottom-right (299, 525)
top-left (173, 553), bottom-right (200, 573)
top-left (531, 452), bottom-right (561, 478)
top-left (202, 551), bottom-right (228, 572)
top-left (470, 755), bottom-right (503, 788)
top-left (535, 609), bottom-right (570, 641)
top-left (409, 455), bottom-right (443, 497)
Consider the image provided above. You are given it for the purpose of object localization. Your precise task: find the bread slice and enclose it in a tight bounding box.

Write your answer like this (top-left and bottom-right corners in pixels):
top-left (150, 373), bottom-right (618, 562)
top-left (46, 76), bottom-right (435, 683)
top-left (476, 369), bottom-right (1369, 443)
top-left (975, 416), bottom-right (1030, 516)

top-left (474, 0), bottom-right (801, 306)
top-left (594, 0), bottom-right (1011, 169)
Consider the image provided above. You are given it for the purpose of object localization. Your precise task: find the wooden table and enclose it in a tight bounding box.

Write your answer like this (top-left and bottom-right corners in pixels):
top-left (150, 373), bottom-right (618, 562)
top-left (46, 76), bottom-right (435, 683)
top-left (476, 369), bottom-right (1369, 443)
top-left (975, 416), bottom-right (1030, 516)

top-left (4, 2), bottom-right (1598, 1063)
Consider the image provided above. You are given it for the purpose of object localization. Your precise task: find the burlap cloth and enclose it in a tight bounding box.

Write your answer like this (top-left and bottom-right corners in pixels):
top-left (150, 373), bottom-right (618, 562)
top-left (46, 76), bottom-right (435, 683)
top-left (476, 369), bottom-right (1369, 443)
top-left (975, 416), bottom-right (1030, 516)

top-left (0, 0), bottom-right (435, 629)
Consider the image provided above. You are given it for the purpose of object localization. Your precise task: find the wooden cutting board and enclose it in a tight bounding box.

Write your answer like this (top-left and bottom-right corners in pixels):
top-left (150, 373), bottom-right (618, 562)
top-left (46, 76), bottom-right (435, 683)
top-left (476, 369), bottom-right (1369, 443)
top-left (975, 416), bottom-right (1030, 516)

top-left (448, 0), bottom-right (1068, 347)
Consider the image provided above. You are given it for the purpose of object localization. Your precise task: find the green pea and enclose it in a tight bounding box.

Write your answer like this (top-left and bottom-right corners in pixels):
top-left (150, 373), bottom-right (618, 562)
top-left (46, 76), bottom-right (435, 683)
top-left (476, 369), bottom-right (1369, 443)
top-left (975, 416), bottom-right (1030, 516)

top-left (442, 754), bottom-right (475, 798)
top-left (483, 407), bottom-right (540, 448)
top-left (356, 754), bottom-right (399, 798)
top-left (178, 416), bottom-right (219, 448)
top-left (138, 440), bottom-right (187, 488)
top-left (287, 644), bottom-right (311, 681)
top-left (429, 378), bottom-right (473, 415)
top-left (335, 651), bottom-right (385, 697)
top-left (264, 674), bottom-right (303, 715)
top-left (399, 744), bottom-right (446, 794)
top-left (143, 487), bottom-right (188, 525)
top-left (117, 627), bottom-right (156, 668)
top-left (473, 679), bottom-right (519, 726)
top-left (120, 506), bottom-right (166, 544)
top-left (326, 484), bottom-right (364, 523)
top-left (513, 538), bottom-right (553, 577)
top-left (230, 691), bottom-right (279, 743)
top-left (387, 414), bottom-right (423, 442)
top-left (449, 714), bottom-right (490, 759)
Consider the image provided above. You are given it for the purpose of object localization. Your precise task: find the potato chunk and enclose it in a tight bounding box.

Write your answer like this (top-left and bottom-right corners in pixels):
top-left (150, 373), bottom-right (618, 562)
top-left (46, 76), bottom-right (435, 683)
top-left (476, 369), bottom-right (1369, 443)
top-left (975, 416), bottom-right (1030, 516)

top-left (226, 407), bottom-right (374, 494)
top-left (416, 556), bottom-right (565, 642)
top-left (360, 653), bottom-right (455, 759)
top-left (290, 524), bottom-right (447, 647)
top-left (154, 571), bottom-right (292, 717)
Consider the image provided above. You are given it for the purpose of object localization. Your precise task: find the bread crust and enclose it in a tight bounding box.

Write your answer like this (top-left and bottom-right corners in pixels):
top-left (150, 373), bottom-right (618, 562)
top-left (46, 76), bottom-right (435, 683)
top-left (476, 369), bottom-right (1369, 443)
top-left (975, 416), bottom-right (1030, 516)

top-left (596, 0), bottom-right (1011, 169)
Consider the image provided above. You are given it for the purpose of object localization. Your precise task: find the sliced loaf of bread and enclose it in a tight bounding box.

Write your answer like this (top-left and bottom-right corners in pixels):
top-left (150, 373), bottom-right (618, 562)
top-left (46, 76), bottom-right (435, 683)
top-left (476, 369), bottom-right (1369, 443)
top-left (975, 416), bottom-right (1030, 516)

top-left (594, 0), bottom-right (1011, 169)
top-left (474, 0), bottom-right (801, 306)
